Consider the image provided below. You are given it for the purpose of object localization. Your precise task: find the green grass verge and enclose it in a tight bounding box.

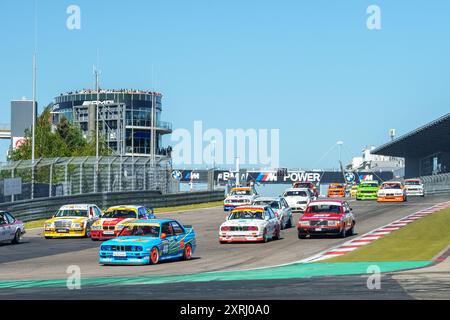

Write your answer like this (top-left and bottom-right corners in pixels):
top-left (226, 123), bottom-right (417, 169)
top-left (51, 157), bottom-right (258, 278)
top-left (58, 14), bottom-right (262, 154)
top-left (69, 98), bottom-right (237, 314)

top-left (326, 207), bottom-right (450, 263)
top-left (24, 200), bottom-right (224, 229)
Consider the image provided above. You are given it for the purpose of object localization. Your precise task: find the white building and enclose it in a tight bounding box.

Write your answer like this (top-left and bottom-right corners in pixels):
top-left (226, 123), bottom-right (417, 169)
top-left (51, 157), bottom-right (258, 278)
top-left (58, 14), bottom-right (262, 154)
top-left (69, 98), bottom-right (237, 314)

top-left (348, 146), bottom-right (405, 173)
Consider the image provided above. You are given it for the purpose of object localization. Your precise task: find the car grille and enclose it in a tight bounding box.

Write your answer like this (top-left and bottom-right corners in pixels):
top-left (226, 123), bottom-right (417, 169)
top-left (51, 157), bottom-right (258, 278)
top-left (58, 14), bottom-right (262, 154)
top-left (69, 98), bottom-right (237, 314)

top-left (361, 191), bottom-right (376, 194)
top-left (105, 245), bottom-right (143, 252)
top-left (229, 226), bottom-right (254, 231)
top-left (310, 220), bottom-right (329, 227)
top-left (230, 199), bottom-right (248, 204)
top-left (103, 226), bottom-right (115, 231)
top-left (54, 221), bottom-right (72, 228)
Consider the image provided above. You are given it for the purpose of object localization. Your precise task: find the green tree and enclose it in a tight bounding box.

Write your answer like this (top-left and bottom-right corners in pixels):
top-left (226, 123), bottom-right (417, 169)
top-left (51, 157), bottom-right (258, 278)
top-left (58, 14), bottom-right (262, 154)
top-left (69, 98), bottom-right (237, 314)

top-left (10, 106), bottom-right (112, 160)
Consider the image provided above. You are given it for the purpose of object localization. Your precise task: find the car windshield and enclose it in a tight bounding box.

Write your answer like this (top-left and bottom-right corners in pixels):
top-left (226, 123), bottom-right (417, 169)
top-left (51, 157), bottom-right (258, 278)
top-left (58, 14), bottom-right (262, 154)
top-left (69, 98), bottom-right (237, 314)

top-left (103, 210), bottom-right (137, 219)
top-left (120, 225), bottom-right (160, 237)
top-left (361, 183), bottom-right (378, 188)
top-left (231, 190), bottom-right (251, 196)
top-left (284, 191), bottom-right (307, 197)
top-left (229, 210), bottom-right (264, 220)
top-left (308, 205), bottom-right (341, 213)
top-left (55, 209), bottom-right (88, 217)
top-left (382, 183), bottom-right (401, 189)
top-left (253, 200), bottom-right (279, 209)
top-left (294, 183), bottom-right (311, 188)
top-left (405, 181), bottom-right (421, 185)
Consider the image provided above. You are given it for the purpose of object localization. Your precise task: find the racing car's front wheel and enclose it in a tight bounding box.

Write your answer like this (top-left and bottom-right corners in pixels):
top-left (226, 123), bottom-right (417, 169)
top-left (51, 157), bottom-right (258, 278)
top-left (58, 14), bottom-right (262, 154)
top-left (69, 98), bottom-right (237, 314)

top-left (11, 230), bottom-right (22, 244)
top-left (150, 247), bottom-right (160, 265)
top-left (183, 244), bottom-right (192, 261)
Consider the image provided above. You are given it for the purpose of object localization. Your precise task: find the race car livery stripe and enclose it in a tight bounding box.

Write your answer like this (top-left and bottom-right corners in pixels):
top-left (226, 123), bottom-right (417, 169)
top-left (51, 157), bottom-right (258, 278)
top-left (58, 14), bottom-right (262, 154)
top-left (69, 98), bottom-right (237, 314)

top-left (302, 201), bottom-right (450, 263)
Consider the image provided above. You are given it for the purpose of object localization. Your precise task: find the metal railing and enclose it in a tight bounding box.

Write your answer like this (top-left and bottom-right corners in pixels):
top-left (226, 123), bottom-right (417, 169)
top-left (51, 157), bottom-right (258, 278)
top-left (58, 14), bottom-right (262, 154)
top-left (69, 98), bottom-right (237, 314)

top-left (0, 156), bottom-right (173, 203)
top-left (421, 173), bottom-right (450, 195)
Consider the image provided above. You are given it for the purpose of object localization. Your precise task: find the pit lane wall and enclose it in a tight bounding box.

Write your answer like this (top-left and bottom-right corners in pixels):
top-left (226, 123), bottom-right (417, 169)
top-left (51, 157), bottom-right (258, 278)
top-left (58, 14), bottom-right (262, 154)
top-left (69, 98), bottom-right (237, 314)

top-left (0, 190), bottom-right (225, 222)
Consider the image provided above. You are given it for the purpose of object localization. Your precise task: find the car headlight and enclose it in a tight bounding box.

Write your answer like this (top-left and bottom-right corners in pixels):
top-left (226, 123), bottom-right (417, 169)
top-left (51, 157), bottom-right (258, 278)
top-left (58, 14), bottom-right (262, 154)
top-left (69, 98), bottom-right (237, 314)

top-left (92, 225), bottom-right (102, 230)
top-left (72, 222), bottom-right (84, 229)
top-left (300, 220), bottom-right (310, 226)
top-left (45, 222), bottom-right (54, 228)
top-left (328, 221), bottom-right (339, 226)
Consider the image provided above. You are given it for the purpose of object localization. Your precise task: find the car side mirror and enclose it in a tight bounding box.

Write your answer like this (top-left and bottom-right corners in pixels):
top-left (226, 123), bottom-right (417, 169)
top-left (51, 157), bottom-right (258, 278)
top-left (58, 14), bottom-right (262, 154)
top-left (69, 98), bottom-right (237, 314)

top-left (160, 233), bottom-right (167, 239)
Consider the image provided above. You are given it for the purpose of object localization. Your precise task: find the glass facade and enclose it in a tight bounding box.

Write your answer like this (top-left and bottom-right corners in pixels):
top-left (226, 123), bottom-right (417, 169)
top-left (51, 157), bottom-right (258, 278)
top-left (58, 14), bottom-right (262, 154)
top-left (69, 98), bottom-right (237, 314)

top-left (52, 90), bottom-right (171, 156)
top-left (420, 152), bottom-right (450, 176)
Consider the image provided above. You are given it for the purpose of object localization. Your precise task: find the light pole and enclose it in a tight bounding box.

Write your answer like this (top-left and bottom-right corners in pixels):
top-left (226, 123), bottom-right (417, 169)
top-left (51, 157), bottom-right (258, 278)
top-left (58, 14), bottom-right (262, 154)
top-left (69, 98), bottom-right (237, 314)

top-left (337, 141), bottom-right (344, 164)
top-left (31, 54), bottom-right (37, 200)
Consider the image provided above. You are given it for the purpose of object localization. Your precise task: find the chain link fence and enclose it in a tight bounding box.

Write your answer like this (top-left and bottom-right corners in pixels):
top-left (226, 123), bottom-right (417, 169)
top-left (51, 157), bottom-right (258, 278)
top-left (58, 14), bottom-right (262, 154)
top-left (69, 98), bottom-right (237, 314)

top-left (0, 156), bottom-right (173, 203)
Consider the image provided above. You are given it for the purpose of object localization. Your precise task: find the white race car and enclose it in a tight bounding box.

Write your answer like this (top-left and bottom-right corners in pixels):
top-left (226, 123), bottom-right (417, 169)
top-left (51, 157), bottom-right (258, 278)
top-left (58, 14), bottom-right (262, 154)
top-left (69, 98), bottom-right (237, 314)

top-left (404, 179), bottom-right (425, 197)
top-left (219, 205), bottom-right (281, 243)
top-left (283, 188), bottom-right (315, 213)
top-left (252, 197), bottom-right (293, 229)
top-left (377, 181), bottom-right (407, 203)
top-left (223, 187), bottom-right (259, 211)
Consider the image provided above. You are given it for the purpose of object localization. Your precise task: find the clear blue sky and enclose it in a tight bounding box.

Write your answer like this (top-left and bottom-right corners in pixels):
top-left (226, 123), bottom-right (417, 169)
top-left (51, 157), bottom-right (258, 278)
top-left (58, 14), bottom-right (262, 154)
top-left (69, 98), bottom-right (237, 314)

top-left (0, 0), bottom-right (449, 169)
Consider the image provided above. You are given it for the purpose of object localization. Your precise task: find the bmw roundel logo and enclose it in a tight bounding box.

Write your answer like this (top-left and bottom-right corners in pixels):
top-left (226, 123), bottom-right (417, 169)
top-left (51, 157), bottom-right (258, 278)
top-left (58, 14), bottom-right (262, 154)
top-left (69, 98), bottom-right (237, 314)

top-left (345, 172), bottom-right (355, 183)
top-left (172, 170), bottom-right (182, 180)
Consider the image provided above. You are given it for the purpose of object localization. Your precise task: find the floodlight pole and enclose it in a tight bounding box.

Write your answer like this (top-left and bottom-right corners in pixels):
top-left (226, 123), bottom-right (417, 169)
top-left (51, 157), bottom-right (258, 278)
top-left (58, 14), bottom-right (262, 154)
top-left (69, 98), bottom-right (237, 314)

top-left (94, 69), bottom-right (100, 193)
top-left (31, 54), bottom-right (37, 200)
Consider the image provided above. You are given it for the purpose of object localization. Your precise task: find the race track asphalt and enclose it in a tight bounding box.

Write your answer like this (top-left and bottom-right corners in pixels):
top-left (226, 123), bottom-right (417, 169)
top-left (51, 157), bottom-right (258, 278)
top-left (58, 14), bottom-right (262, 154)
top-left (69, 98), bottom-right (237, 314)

top-left (0, 195), bottom-right (448, 299)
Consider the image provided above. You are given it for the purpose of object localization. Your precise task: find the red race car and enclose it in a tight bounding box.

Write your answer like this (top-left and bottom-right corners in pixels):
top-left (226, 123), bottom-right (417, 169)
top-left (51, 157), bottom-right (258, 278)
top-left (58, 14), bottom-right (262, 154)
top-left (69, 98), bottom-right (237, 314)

top-left (297, 200), bottom-right (355, 239)
top-left (90, 205), bottom-right (155, 241)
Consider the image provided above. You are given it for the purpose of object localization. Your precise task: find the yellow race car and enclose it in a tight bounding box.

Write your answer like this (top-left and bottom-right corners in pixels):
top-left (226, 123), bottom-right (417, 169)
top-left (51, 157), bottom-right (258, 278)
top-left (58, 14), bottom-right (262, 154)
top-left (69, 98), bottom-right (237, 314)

top-left (350, 184), bottom-right (359, 198)
top-left (44, 204), bottom-right (102, 239)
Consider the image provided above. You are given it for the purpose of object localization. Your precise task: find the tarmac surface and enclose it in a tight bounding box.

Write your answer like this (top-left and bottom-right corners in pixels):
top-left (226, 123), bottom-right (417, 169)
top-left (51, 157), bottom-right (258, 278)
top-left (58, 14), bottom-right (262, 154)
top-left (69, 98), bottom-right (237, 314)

top-left (0, 195), bottom-right (449, 299)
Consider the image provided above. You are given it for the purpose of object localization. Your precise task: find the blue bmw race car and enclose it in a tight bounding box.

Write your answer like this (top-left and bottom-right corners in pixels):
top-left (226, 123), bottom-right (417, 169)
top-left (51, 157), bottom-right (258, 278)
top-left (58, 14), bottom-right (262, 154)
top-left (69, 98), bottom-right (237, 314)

top-left (99, 219), bottom-right (196, 265)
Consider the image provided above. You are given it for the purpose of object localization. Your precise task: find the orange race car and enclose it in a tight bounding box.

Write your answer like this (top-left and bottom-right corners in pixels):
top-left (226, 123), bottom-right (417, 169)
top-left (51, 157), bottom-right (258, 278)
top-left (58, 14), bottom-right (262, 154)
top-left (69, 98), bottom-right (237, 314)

top-left (327, 184), bottom-right (346, 198)
top-left (377, 181), bottom-right (407, 202)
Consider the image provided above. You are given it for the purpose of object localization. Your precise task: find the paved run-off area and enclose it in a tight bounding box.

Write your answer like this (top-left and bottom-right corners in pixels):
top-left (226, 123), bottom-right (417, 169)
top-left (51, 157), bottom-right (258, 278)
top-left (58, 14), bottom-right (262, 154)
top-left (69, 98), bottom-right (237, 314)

top-left (0, 195), bottom-right (449, 299)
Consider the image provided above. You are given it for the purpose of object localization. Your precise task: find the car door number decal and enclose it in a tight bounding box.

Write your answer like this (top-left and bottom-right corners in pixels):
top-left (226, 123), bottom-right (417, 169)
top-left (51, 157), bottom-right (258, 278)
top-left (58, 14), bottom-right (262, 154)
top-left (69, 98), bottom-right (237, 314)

top-left (162, 242), bottom-right (169, 254)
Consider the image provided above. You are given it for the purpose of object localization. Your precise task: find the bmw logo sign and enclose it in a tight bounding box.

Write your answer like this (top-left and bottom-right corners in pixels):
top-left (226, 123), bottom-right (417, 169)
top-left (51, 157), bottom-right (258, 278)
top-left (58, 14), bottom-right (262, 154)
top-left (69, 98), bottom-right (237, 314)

top-left (345, 172), bottom-right (355, 183)
top-left (172, 170), bottom-right (182, 181)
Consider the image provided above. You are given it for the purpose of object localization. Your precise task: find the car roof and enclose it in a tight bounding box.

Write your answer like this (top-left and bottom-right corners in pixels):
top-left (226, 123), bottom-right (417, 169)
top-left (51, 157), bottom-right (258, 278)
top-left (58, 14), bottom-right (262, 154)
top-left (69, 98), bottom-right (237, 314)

top-left (284, 188), bottom-right (309, 192)
top-left (309, 200), bottom-right (345, 206)
top-left (133, 219), bottom-right (174, 224)
top-left (232, 205), bottom-right (266, 211)
top-left (107, 205), bottom-right (142, 210)
top-left (254, 197), bottom-right (279, 202)
top-left (59, 204), bottom-right (96, 210)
